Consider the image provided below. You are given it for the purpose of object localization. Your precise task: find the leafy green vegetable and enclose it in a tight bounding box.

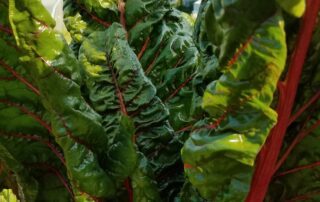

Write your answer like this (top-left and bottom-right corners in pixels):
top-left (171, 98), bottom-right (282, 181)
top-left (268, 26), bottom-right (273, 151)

top-left (0, 189), bottom-right (19, 202)
top-left (78, 22), bottom-right (178, 195)
top-left (64, 0), bottom-right (200, 130)
top-left (0, 0), bottom-right (318, 201)
top-left (64, 0), bottom-right (201, 198)
top-left (8, 0), bottom-right (115, 198)
top-left (277, 0), bottom-right (306, 17)
top-left (131, 153), bottom-right (161, 202)
top-left (182, 0), bottom-right (287, 201)
top-left (0, 2), bottom-right (74, 201)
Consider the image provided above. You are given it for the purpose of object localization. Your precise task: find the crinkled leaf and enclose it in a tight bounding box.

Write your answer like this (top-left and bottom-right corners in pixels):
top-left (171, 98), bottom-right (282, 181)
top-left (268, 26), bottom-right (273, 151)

top-left (182, 1), bottom-right (287, 200)
top-left (174, 180), bottom-right (206, 202)
top-left (131, 153), bottom-right (161, 202)
top-left (64, 0), bottom-right (200, 131)
top-left (78, 23), bottom-right (182, 197)
top-left (8, 0), bottom-right (117, 198)
top-left (103, 115), bottom-right (137, 185)
top-left (65, 3), bottom-right (201, 197)
top-left (194, 0), bottom-right (278, 65)
top-left (0, 3), bottom-right (73, 201)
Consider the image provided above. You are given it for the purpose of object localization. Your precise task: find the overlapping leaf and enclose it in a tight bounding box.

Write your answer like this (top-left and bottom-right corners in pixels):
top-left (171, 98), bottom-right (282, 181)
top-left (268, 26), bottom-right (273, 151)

top-left (78, 23), bottom-right (183, 198)
top-left (131, 153), bottom-right (161, 202)
top-left (64, 0), bottom-right (201, 198)
top-left (182, 0), bottom-right (287, 200)
top-left (64, 0), bottom-right (201, 131)
top-left (277, 0), bottom-right (306, 17)
top-left (2, 0), bottom-right (314, 201)
top-left (7, 0), bottom-right (120, 198)
top-left (0, 0), bottom-right (201, 200)
top-left (0, 2), bottom-right (72, 201)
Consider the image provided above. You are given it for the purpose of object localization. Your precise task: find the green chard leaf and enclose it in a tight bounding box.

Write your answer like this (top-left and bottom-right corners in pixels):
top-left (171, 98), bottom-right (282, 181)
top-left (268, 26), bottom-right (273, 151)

top-left (64, 0), bottom-right (202, 198)
top-left (131, 153), bottom-right (161, 202)
top-left (7, 0), bottom-right (117, 198)
top-left (174, 180), bottom-right (207, 202)
top-left (2, 0), bottom-right (314, 201)
top-left (78, 23), bottom-right (181, 198)
top-left (0, 2), bottom-right (72, 202)
top-left (183, 0), bottom-right (287, 201)
top-left (194, 0), bottom-right (278, 63)
top-left (64, 0), bottom-right (201, 131)
top-left (277, 0), bottom-right (306, 17)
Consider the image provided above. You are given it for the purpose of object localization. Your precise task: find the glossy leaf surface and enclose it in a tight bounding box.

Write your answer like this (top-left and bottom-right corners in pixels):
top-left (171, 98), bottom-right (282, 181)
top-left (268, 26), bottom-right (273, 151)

top-left (0, 2), bottom-right (72, 201)
top-left (8, 0), bottom-right (116, 198)
top-left (183, 0), bottom-right (287, 200)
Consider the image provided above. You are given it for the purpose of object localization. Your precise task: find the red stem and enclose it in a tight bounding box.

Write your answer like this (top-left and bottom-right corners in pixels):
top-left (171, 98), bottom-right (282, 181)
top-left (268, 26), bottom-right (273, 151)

top-left (34, 52), bottom-right (70, 80)
top-left (0, 24), bottom-right (13, 35)
top-left (288, 91), bottom-right (320, 125)
top-left (76, 0), bottom-right (111, 28)
top-left (0, 132), bottom-right (65, 166)
top-left (175, 125), bottom-right (193, 133)
top-left (0, 99), bottom-right (52, 133)
top-left (137, 37), bottom-right (150, 59)
top-left (108, 63), bottom-right (128, 115)
top-left (145, 49), bottom-right (161, 75)
top-left (173, 57), bottom-right (183, 68)
top-left (227, 36), bottom-right (253, 67)
top-left (124, 178), bottom-right (133, 202)
top-left (164, 74), bottom-right (195, 102)
top-left (275, 119), bottom-right (320, 171)
top-left (277, 161), bottom-right (320, 177)
top-left (0, 60), bottom-right (40, 95)
top-left (184, 163), bottom-right (193, 169)
top-left (246, 1), bottom-right (320, 201)
top-left (56, 113), bottom-right (93, 149)
top-left (87, 14), bottom-right (111, 28)
top-left (4, 40), bottom-right (20, 52)
top-left (205, 111), bottom-right (228, 130)
top-left (128, 15), bottom-right (147, 31)
top-left (118, 0), bottom-right (127, 37)
top-left (144, 41), bottom-right (166, 75)
top-left (29, 163), bottom-right (74, 201)
top-left (197, 91), bottom-right (257, 131)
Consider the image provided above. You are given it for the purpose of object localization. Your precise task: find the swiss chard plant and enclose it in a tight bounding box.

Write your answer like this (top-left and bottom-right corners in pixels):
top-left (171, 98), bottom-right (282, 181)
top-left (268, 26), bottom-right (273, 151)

top-left (0, 0), bottom-right (319, 201)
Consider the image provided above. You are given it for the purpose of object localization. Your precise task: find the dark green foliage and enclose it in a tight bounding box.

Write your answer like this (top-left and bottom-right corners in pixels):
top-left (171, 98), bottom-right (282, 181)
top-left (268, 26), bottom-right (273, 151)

top-left (0, 0), bottom-right (316, 201)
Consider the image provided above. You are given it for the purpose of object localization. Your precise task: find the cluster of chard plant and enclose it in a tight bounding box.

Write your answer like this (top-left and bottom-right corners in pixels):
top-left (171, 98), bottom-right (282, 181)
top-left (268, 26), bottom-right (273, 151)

top-left (0, 0), bottom-right (319, 201)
